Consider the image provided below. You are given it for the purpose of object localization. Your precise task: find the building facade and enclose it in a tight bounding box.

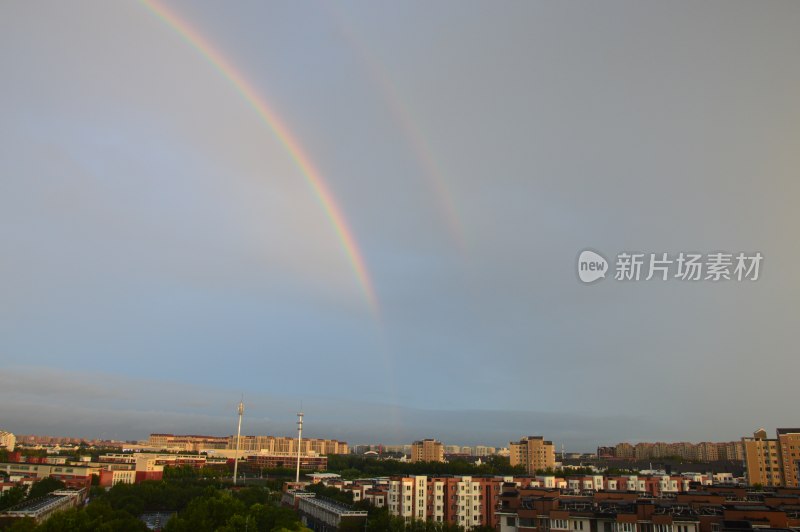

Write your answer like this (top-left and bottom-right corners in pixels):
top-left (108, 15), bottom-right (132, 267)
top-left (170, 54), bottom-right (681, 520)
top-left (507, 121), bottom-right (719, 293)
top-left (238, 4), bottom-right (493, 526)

top-left (743, 428), bottom-right (800, 488)
top-left (496, 484), bottom-right (800, 532)
top-left (146, 433), bottom-right (348, 455)
top-left (0, 432), bottom-right (15, 452)
top-left (411, 439), bottom-right (444, 463)
top-left (510, 437), bottom-right (555, 474)
top-left (605, 441), bottom-right (744, 462)
top-left (776, 428), bottom-right (800, 487)
top-left (388, 475), bottom-right (504, 529)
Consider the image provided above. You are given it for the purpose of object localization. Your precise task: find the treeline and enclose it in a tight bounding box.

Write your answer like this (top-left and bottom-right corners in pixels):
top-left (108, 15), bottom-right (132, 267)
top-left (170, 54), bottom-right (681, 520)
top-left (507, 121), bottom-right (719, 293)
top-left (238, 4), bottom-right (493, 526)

top-left (326, 454), bottom-right (526, 478)
top-left (0, 481), bottom-right (308, 532)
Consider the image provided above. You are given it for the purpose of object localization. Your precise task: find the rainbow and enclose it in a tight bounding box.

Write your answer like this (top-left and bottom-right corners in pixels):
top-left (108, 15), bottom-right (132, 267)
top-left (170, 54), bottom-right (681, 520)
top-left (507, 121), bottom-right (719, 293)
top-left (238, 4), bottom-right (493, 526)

top-left (140, 0), bottom-right (377, 311)
top-left (326, 7), bottom-right (466, 249)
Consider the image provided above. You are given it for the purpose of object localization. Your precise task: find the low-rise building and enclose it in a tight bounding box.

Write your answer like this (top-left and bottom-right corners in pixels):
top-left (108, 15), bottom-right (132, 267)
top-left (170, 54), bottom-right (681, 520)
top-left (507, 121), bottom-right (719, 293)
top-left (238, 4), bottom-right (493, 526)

top-left (297, 495), bottom-right (368, 531)
top-left (246, 453), bottom-right (327, 471)
top-left (496, 484), bottom-right (800, 532)
top-left (0, 463), bottom-right (93, 491)
top-left (0, 488), bottom-right (86, 526)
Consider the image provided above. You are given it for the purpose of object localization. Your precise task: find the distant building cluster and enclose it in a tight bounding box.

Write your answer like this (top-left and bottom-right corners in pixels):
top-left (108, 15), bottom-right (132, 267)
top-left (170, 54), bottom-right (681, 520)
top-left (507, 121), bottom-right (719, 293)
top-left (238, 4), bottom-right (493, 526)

top-left (0, 451), bottom-right (165, 494)
top-left (355, 441), bottom-right (508, 459)
top-left (597, 441), bottom-right (744, 462)
top-left (445, 445), bottom-right (498, 456)
top-left (13, 434), bottom-right (123, 448)
top-left (146, 433), bottom-right (348, 455)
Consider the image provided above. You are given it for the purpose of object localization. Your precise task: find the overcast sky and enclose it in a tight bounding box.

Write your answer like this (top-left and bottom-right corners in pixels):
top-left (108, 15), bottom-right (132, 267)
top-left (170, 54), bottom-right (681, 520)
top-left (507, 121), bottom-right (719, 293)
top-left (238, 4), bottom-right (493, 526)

top-left (1, 1), bottom-right (799, 451)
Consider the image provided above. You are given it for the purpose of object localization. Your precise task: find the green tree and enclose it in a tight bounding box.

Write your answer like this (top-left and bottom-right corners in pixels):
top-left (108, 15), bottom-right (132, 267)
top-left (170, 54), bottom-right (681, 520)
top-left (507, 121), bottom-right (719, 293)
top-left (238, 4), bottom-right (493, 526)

top-left (7, 517), bottom-right (37, 532)
top-left (26, 478), bottom-right (66, 500)
top-left (0, 485), bottom-right (27, 511)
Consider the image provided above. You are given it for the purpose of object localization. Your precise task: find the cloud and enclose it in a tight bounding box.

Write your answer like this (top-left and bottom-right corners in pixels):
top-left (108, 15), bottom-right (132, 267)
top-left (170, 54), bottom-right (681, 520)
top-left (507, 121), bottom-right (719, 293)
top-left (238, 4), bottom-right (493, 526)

top-left (2, 367), bottom-right (667, 450)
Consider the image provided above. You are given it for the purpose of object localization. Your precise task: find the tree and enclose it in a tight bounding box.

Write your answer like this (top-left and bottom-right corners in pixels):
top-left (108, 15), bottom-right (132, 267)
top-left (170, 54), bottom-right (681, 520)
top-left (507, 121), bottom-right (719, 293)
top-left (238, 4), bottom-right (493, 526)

top-left (26, 478), bottom-right (66, 500)
top-left (7, 518), bottom-right (37, 532)
top-left (0, 485), bottom-right (27, 511)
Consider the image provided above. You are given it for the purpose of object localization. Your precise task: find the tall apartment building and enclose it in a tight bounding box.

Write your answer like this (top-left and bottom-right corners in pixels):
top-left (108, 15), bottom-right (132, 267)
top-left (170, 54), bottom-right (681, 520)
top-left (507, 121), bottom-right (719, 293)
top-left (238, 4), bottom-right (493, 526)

top-left (614, 442), bottom-right (634, 459)
top-left (743, 428), bottom-right (784, 487)
top-left (776, 428), bottom-right (800, 487)
top-left (509, 436), bottom-right (555, 474)
top-left (387, 475), bottom-right (503, 529)
top-left (0, 431), bottom-right (16, 451)
top-left (694, 441), bottom-right (720, 461)
top-left (411, 439), bottom-right (444, 463)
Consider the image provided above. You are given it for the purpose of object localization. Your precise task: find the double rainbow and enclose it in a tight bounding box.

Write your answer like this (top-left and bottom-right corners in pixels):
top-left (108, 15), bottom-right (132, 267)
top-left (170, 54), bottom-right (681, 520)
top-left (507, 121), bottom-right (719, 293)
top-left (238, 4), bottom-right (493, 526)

top-left (141, 0), bottom-right (377, 312)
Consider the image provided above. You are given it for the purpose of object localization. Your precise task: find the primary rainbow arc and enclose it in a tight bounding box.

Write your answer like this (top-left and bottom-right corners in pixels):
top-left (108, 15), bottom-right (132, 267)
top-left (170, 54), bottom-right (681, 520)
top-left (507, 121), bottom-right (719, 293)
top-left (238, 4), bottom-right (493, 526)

top-left (141, 0), bottom-right (377, 312)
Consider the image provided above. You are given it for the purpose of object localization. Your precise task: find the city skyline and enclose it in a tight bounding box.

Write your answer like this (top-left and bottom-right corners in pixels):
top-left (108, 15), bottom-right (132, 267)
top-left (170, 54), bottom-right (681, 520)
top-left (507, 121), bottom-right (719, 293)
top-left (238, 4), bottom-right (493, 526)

top-left (2, 1), bottom-right (800, 447)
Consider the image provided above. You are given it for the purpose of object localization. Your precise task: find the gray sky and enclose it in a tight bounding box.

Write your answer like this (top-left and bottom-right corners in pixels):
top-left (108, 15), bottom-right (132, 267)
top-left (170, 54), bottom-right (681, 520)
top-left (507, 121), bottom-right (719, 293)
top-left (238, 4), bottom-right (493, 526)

top-left (1, 1), bottom-right (799, 451)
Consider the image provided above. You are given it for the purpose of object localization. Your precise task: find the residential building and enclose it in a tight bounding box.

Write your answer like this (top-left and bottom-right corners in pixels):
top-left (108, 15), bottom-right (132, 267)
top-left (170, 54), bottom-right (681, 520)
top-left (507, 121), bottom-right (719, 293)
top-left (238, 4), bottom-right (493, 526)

top-left (411, 439), bottom-right (444, 463)
top-left (608, 440), bottom-right (743, 462)
top-left (615, 442), bottom-right (635, 459)
top-left (743, 429), bottom-right (784, 487)
top-left (475, 446), bottom-right (496, 457)
top-left (146, 433), bottom-right (348, 455)
top-left (387, 475), bottom-right (505, 529)
top-left (227, 435), bottom-right (348, 455)
top-left (776, 428), bottom-right (800, 487)
top-left (496, 484), bottom-right (800, 532)
top-left (510, 436), bottom-right (555, 474)
top-left (0, 432), bottom-right (15, 451)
